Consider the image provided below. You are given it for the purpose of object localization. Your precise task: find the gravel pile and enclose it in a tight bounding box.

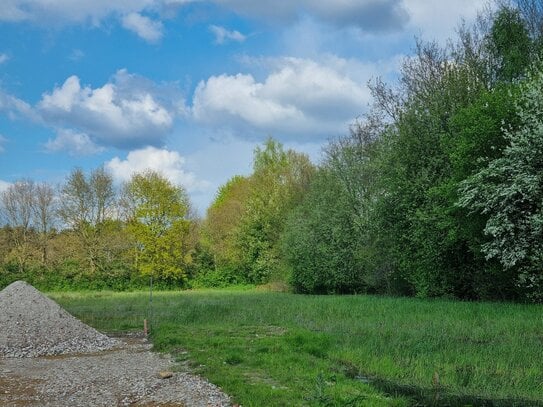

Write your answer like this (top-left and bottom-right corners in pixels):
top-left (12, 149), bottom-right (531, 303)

top-left (0, 281), bottom-right (118, 357)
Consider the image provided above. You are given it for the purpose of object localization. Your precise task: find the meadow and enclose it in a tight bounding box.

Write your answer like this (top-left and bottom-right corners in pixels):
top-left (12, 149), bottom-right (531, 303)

top-left (50, 288), bottom-right (543, 406)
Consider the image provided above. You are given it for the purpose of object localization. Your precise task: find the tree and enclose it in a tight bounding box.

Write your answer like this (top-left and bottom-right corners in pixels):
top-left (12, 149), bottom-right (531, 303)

top-left (458, 67), bottom-right (543, 301)
top-left (33, 182), bottom-right (56, 266)
top-left (0, 180), bottom-right (36, 271)
top-left (489, 6), bottom-right (533, 82)
top-left (282, 168), bottom-right (368, 294)
top-left (203, 176), bottom-right (251, 268)
top-left (123, 170), bottom-right (192, 283)
top-left (58, 167), bottom-right (117, 273)
top-left (236, 138), bottom-right (315, 283)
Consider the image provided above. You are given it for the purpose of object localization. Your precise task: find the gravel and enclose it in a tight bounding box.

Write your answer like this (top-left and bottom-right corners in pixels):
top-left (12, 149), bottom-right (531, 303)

top-left (0, 336), bottom-right (231, 406)
top-left (0, 281), bottom-right (232, 406)
top-left (0, 281), bottom-right (118, 357)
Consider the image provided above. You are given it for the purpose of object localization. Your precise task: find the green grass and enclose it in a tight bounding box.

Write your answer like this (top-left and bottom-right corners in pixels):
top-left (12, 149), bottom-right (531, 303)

top-left (49, 289), bottom-right (543, 406)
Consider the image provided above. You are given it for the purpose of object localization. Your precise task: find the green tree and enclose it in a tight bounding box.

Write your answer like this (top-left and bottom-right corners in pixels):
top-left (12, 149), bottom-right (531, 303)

top-left (458, 67), bottom-right (543, 301)
top-left (123, 170), bottom-right (192, 283)
top-left (200, 175), bottom-right (252, 284)
top-left (489, 7), bottom-right (533, 82)
top-left (282, 168), bottom-right (367, 294)
top-left (236, 138), bottom-right (314, 283)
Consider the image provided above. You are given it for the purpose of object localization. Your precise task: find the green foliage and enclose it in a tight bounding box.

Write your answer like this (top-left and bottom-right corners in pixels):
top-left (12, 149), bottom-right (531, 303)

top-left (278, 2), bottom-right (543, 301)
top-left (202, 175), bottom-right (251, 272)
top-left (283, 168), bottom-right (367, 294)
top-left (236, 138), bottom-right (315, 283)
top-left (124, 170), bottom-right (192, 284)
top-left (489, 7), bottom-right (534, 82)
top-left (201, 138), bottom-right (314, 285)
top-left (458, 67), bottom-right (543, 301)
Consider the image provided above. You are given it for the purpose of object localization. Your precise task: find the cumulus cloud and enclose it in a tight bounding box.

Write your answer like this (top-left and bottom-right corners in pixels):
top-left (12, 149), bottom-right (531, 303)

top-left (122, 12), bottom-right (163, 43)
top-left (45, 128), bottom-right (105, 156)
top-left (106, 146), bottom-right (209, 191)
top-left (38, 70), bottom-right (182, 149)
top-left (209, 25), bottom-right (246, 44)
top-left (192, 57), bottom-right (372, 139)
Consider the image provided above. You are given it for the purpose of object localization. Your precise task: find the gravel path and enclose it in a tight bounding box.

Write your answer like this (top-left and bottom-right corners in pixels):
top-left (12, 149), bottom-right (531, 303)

top-left (0, 335), bottom-right (231, 406)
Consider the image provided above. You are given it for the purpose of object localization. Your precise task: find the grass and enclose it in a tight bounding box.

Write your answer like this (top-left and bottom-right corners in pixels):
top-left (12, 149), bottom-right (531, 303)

top-left (49, 288), bottom-right (543, 406)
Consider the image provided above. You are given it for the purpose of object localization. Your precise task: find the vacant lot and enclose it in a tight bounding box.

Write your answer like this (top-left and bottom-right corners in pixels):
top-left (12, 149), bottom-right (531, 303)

top-left (51, 288), bottom-right (543, 406)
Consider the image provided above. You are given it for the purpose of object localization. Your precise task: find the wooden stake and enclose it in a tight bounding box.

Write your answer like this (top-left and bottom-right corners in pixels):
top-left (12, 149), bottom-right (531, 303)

top-left (144, 319), bottom-right (148, 336)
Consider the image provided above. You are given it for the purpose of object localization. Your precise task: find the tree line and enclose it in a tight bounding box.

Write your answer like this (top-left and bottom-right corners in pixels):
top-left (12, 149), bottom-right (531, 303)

top-left (2, 1), bottom-right (543, 301)
top-left (0, 169), bottom-right (197, 289)
top-left (200, 1), bottom-right (543, 302)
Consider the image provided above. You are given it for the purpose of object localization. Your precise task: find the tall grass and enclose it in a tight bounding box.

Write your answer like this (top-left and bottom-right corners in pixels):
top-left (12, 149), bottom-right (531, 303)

top-left (51, 289), bottom-right (543, 406)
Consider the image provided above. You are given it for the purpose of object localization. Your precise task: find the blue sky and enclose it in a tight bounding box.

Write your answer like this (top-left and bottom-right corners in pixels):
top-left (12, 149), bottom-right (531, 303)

top-left (0, 0), bottom-right (486, 213)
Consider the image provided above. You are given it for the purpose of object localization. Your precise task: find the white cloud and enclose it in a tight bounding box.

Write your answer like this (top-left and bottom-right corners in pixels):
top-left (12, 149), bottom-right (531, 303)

top-left (192, 57), bottom-right (372, 139)
top-left (0, 91), bottom-right (38, 121)
top-left (403, 0), bottom-right (489, 43)
top-left (38, 70), bottom-right (181, 149)
top-left (0, 0), bottom-right (154, 24)
top-left (45, 128), bottom-right (105, 156)
top-left (122, 12), bottom-right (163, 43)
top-left (0, 54), bottom-right (9, 64)
top-left (106, 146), bottom-right (210, 191)
top-left (209, 25), bottom-right (246, 44)
top-left (0, 180), bottom-right (11, 193)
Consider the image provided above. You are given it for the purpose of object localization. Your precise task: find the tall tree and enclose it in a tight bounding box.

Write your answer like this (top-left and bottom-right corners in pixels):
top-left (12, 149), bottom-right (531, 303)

top-left (123, 170), bottom-right (192, 283)
top-left (489, 6), bottom-right (533, 82)
top-left (458, 67), bottom-right (543, 301)
top-left (236, 138), bottom-right (314, 283)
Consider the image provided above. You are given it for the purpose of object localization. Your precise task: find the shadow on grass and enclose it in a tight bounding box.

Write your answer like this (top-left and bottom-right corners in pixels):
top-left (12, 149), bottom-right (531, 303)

top-left (363, 376), bottom-right (543, 407)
